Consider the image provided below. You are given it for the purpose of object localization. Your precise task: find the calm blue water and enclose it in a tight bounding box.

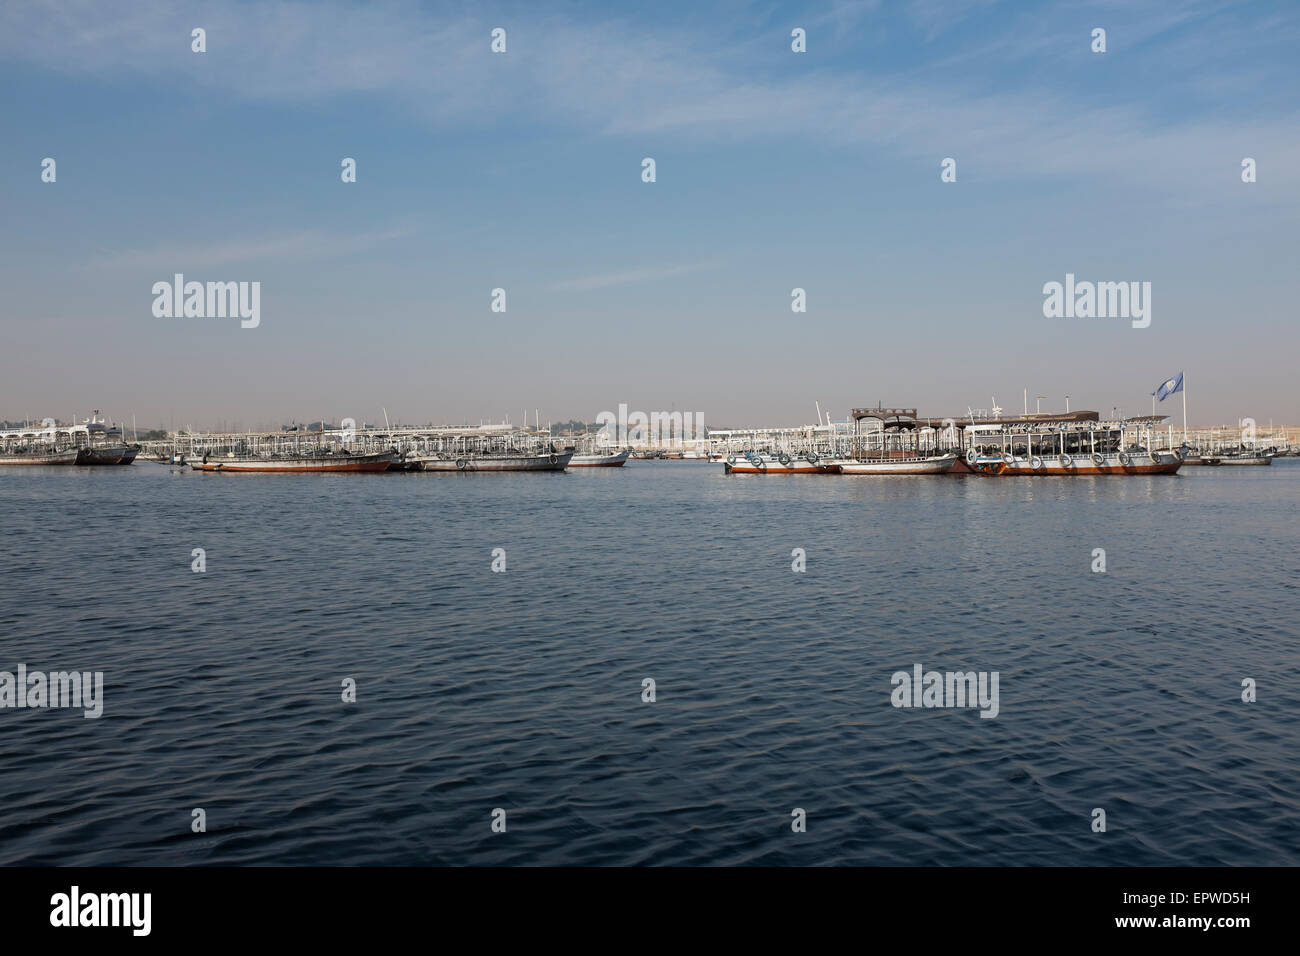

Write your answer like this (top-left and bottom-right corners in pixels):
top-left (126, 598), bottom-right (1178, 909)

top-left (1, 460), bottom-right (1297, 865)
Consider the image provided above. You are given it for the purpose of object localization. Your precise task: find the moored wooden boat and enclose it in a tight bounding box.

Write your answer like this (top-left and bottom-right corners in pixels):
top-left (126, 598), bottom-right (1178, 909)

top-left (723, 453), bottom-right (834, 474)
top-left (837, 452), bottom-right (958, 475)
top-left (76, 444), bottom-right (131, 465)
top-left (418, 450), bottom-right (573, 472)
top-left (569, 449), bottom-right (630, 467)
top-left (957, 414), bottom-right (1185, 476)
top-left (965, 448), bottom-right (1182, 475)
top-left (0, 446), bottom-right (80, 466)
top-left (190, 450), bottom-right (396, 472)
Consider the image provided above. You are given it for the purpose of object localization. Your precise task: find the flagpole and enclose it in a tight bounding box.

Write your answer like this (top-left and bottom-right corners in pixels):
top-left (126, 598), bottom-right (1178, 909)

top-left (1182, 372), bottom-right (1188, 445)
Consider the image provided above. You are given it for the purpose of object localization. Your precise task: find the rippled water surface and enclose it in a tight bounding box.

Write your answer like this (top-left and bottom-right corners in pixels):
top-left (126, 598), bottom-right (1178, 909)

top-left (1, 460), bottom-right (1297, 865)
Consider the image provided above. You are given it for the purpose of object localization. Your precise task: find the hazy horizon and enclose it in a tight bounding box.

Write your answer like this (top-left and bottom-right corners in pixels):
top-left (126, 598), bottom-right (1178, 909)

top-left (3, 0), bottom-right (1298, 429)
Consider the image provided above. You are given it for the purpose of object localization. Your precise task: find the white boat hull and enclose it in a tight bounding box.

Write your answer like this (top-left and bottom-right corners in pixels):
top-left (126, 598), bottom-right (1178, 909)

top-left (568, 450), bottom-right (630, 467)
top-left (837, 453), bottom-right (957, 475)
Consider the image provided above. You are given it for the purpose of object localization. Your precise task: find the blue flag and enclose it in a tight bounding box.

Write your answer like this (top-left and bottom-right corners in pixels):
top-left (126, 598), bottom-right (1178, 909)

top-left (1155, 372), bottom-right (1183, 401)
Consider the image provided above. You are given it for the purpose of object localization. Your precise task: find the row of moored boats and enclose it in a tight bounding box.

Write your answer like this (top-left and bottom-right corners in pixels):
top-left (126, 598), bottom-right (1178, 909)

top-left (0, 413), bottom-right (141, 467)
top-left (4, 408), bottom-right (1292, 475)
top-left (174, 446), bottom-right (630, 473)
top-left (714, 409), bottom-right (1290, 476)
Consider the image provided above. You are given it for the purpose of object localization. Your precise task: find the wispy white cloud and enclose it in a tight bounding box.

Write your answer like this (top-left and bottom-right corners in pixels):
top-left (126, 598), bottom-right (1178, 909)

top-left (3, 0), bottom-right (1297, 200)
top-left (89, 227), bottom-right (413, 269)
top-left (551, 263), bottom-right (714, 292)
top-left (903, 0), bottom-right (1002, 42)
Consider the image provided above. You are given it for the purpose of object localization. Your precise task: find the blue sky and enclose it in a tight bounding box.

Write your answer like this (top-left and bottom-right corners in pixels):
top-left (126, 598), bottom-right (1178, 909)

top-left (1, 0), bottom-right (1297, 429)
